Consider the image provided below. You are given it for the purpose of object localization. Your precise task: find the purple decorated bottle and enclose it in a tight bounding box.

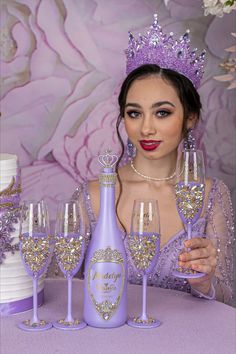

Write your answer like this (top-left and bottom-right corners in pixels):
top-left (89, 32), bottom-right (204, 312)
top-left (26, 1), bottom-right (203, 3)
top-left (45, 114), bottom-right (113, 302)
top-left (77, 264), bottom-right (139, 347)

top-left (84, 150), bottom-right (127, 328)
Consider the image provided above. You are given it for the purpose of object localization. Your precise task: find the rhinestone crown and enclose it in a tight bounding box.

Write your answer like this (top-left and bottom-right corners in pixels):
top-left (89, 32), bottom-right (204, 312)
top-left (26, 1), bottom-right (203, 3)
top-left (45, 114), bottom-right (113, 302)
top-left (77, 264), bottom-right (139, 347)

top-left (98, 150), bottom-right (118, 169)
top-left (125, 14), bottom-right (206, 89)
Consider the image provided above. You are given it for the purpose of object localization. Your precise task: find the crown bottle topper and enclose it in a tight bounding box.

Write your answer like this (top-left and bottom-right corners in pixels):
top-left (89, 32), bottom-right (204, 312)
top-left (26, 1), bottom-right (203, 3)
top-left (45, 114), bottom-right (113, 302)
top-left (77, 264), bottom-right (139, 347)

top-left (125, 14), bottom-right (206, 89)
top-left (98, 150), bottom-right (118, 170)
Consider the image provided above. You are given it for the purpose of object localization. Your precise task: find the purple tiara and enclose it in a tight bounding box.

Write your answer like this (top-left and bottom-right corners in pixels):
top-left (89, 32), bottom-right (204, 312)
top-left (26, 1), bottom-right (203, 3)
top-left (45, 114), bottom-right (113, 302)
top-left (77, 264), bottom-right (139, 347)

top-left (125, 14), bottom-right (206, 89)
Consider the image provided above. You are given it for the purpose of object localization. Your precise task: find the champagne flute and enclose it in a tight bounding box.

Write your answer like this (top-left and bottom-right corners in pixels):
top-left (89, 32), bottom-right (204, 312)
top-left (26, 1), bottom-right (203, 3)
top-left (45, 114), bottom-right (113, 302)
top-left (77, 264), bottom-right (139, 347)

top-left (127, 199), bottom-right (161, 329)
top-left (18, 200), bottom-right (52, 331)
top-left (173, 149), bottom-right (205, 279)
top-left (53, 199), bottom-right (86, 330)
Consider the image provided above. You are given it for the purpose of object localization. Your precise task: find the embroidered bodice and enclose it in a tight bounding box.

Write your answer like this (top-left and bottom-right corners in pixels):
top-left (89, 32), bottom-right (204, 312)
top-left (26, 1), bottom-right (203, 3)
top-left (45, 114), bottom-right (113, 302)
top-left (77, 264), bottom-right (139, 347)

top-left (73, 178), bottom-right (235, 305)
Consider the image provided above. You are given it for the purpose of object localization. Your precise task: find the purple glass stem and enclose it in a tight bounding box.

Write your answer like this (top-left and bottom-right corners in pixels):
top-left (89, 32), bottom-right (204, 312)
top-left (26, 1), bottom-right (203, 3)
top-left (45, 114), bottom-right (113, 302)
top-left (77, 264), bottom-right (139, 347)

top-left (187, 223), bottom-right (192, 241)
top-left (140, 274), bottom-right (148, 321)
top-left (65, 277), bottom-right (73, 323)
top-left (32, 277), bottom-right (39, 324)
top-left (185, 223), bottom-right (192, 253)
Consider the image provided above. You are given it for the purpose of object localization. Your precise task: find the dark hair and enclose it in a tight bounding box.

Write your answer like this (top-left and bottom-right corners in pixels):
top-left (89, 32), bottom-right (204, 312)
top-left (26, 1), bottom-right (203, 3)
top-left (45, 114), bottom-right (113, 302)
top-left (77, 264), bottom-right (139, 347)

top-left (115, 64), bottom-right (202, 232)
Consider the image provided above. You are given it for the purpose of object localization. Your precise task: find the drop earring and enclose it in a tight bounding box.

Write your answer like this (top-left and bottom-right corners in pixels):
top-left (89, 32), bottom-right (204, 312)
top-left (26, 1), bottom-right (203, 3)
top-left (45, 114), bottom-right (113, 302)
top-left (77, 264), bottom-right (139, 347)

top-left (127, 138), bottom-right (136, 159)
top-left (184, 128), bottom-right (196, 150)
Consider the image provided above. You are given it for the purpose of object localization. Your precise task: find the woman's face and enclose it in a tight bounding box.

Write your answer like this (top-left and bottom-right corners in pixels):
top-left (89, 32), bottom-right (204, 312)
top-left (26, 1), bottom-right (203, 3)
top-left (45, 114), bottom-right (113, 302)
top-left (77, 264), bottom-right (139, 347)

top-left (124, 75), bottom-right (192, 161)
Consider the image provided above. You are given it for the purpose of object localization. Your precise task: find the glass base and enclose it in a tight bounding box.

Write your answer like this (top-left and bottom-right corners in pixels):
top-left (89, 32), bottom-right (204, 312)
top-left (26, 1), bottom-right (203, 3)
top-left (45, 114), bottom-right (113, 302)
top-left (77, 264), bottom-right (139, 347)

top-left (53, 318), bottom-right (87, 330)
top-left (18, 319), bottom-right (52, 331)
top-left (173, 267), bottom-right (205, 279)
top-left (127, 316), bottom-right (161, 329)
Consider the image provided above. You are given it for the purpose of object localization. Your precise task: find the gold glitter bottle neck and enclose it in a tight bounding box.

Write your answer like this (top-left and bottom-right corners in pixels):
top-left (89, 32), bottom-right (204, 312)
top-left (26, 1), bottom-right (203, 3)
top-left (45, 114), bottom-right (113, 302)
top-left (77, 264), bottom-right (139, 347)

top-left (99, 172), bottom-right (117, 187)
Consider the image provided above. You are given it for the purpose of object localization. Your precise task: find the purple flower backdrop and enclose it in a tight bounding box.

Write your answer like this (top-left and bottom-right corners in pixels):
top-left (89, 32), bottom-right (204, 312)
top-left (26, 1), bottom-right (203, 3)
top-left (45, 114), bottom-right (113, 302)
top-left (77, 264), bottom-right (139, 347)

top-left (1, 0), bottom-right (236, 222)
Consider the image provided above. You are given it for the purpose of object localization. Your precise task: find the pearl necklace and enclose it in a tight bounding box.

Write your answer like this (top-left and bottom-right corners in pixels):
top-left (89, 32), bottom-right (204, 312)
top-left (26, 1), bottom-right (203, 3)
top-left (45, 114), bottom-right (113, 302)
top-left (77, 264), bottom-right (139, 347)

top-left (130, 159), bottom-right (176, 182)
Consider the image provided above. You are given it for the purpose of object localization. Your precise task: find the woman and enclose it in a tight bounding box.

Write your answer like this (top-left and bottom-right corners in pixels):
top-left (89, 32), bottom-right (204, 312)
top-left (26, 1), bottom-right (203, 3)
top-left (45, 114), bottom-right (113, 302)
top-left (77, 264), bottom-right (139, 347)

top-left (74, 16), bottom-right (234, 305)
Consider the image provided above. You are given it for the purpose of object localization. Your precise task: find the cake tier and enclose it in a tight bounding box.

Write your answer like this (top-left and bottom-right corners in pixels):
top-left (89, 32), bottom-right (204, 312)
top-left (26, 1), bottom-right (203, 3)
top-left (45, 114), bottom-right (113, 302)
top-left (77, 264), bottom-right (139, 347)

top-left (0, 251), bottom-right (45, 303)
top-left (0, 153), bottom-right (45, 306)
top-left (0, 153), bottom-right (18, 192)
top-left (0, 222), bottom-right (45, 304)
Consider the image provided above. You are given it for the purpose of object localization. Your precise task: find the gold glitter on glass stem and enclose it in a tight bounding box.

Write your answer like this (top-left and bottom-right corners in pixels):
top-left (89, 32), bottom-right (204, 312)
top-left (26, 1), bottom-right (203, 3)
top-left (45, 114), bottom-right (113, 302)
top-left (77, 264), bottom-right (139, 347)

top-left (54, 235), bottom-right (83, 272)
top-left (21, 236), bottom-right (50, 273)
top-left (175, 184), bottom-right (204, 221)
top-left (176, 266), bottom-right (198, 275)
top-left (133, 317), bottom-right (156, 324)
top-left (57, 319), bottom-right (81, 326)
top-left (128, 234), bottom-right (158, 271)
top-left (23, 319), bottom-right (47, 327)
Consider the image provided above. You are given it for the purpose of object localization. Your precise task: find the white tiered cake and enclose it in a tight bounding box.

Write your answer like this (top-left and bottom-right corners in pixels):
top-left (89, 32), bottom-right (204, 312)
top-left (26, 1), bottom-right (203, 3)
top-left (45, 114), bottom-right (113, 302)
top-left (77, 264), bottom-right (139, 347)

top-left (0, 153), bottom-right (44, 315)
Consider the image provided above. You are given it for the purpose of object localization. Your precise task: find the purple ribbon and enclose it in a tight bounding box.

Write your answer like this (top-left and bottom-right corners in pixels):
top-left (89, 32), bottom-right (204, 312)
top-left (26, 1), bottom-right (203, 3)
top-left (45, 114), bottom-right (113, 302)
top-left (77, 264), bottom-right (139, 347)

top-left (0, 289), bottom-right (44, 316)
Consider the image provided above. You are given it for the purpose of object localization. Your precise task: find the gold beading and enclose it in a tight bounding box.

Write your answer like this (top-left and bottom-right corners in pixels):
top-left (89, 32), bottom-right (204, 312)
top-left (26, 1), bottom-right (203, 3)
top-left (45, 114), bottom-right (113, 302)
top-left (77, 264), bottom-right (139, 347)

top-left (0, 177), bottom-right (22, 197)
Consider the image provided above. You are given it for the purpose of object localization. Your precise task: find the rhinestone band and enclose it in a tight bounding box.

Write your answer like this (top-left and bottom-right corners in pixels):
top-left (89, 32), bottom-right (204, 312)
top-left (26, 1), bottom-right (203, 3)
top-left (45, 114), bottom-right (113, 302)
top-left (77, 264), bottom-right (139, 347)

top-left (99, 173), bottom-right (117, 185)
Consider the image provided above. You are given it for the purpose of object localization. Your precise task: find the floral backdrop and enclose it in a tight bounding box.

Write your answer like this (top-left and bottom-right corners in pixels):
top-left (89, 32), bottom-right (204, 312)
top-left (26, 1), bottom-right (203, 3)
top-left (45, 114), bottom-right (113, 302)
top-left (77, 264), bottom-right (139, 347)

top-left (1, 0), bottom-right (236, 224)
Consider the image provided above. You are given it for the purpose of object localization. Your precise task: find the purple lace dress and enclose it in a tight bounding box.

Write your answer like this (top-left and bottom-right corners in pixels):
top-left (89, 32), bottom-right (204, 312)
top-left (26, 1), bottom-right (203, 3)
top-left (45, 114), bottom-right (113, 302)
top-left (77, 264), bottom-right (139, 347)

top-left (73, 178), bottom-right (235, 305)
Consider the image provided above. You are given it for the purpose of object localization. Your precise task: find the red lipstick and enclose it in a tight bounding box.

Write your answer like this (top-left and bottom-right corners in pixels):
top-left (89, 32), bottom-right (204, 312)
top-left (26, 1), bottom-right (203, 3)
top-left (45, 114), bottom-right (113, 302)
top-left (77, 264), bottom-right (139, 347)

top-left (139, 140), bottom-right (161, 151)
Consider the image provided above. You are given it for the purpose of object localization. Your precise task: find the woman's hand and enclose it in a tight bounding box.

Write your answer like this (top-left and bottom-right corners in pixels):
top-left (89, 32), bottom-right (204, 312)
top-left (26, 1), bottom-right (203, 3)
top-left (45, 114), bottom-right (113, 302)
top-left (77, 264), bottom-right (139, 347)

top-left (178, 237), bottom-right (217, 294)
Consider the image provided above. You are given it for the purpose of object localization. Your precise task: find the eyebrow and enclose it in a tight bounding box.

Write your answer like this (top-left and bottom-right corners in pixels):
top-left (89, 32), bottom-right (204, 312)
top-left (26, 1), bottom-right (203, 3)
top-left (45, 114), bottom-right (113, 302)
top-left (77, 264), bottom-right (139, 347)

top-left (125, 101), bottom-right (176, 108)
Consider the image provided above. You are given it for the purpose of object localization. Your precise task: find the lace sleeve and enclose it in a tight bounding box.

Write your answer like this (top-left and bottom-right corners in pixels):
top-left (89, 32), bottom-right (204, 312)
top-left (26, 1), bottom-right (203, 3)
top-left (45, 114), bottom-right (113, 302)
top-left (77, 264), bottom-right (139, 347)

top-left (206, 180), bottom-right (235, 305)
